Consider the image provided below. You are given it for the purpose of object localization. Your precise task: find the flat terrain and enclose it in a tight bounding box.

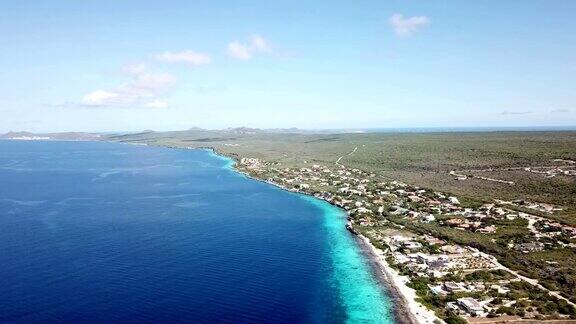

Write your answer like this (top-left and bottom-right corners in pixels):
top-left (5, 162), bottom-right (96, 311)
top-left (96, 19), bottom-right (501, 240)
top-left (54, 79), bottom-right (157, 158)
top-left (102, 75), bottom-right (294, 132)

top-left (109, 129), bottom-right (576, 223)
top-left (109, 129), bottom-right (576, 317)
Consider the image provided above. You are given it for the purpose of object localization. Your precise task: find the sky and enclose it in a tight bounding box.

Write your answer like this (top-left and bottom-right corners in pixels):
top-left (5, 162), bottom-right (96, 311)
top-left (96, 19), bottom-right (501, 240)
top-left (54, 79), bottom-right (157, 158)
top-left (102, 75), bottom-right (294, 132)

top-left (1, 0), bottom-right (575, 133)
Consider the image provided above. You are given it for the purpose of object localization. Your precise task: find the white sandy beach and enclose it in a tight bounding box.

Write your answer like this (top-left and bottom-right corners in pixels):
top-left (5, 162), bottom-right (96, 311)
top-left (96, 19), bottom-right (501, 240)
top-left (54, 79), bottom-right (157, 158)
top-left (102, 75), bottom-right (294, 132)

top-left (358, 234), bottom-right (442, 324)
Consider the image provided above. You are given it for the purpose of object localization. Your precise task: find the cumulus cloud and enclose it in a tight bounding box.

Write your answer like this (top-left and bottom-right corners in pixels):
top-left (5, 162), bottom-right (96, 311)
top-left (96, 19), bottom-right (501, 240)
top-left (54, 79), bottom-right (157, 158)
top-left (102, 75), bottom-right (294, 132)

top-left (227, 34), bottom-right (272, 60)
top-left (80, 64), bottom-right (176, 108)
top-left (389, 13), bottom-right (430, 37)
top-left (155, 50), bottom-right (212, 65)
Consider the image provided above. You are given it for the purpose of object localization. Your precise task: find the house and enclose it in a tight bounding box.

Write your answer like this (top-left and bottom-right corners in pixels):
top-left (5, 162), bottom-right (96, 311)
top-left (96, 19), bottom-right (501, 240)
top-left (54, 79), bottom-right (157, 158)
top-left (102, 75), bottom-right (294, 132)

top-left (506, 214), bottom-right (517, 220)
top-left (424, 235), bottom-right (444, 245)
top-left (390, 206), bottom-right (408, 215)
top-left (446, 218), bottom-right (464, 226)
top-left (423, 214), bottom-right (436, 223)
top-left (407, 210), bottom-right (420, 218)
top-left (356, 207), bottom-right (371, 214)
top-left (408, 263), bottom-right (428, 272)
top-left (392, 253), bottom-right (410, 264)
top-left (457, 297), bottom-right (484, 316)
top-left (441, 245), bottom-right (464, 254)
top-left (403, 241), bottom-right (423, 250)
top-left (516, 242), bottom-right (544, 253)
top-left (428, 258), bottom-right (449, 271)
top-left (449, 196), bottom-right (460, 205)
top-left (408, 195), bottom-right (423, 202)
top-left (446, 302), bottom-right (460, 313)
top-left (490, 284), bottom-right (510, 294)
top-left (429, 284), bottom-right (447, 296)
top-left (415, 253), bottom-right (434, 263)
top-left (492, 208), bottom-right (506, 216)
top-left (444, 282), bottom-right (467, 293)
top-left (477, 225), bottom-right (497, 234)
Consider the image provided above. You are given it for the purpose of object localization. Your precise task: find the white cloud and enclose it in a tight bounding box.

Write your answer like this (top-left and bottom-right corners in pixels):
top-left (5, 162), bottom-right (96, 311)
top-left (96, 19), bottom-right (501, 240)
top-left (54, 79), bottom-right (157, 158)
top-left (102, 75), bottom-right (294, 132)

top-left (227, 35), bottom-right (272, 60)
top-left (389, 13), bottom-right (430, 37)
top-left (155, 50), bottom-right (212, 65)
top-left (250, 35), bottom-right (271, 52)
top-left (80, 65), bottom-right (176, 108)
top-left (144, 99), bottom-right (169, 108)
top-left (122, 63), bottom-right (148, 75)
top-left (227, 41), bottom-right (252, 60)
top-left (81, 90), bottom-right (119, 106)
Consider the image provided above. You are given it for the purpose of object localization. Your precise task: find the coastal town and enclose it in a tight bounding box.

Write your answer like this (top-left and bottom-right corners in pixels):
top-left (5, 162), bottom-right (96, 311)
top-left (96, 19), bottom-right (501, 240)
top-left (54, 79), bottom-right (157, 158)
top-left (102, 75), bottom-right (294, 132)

top-left (236, 155), bottom-right (576, 323)
top-left (4, 1), bottom-right (576, 322)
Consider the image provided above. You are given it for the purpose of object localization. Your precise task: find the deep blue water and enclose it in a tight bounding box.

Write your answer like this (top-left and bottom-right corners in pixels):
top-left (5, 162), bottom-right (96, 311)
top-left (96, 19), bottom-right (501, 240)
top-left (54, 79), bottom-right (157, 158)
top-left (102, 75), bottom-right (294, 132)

top-left (0, 141), bottom-right (393, 323)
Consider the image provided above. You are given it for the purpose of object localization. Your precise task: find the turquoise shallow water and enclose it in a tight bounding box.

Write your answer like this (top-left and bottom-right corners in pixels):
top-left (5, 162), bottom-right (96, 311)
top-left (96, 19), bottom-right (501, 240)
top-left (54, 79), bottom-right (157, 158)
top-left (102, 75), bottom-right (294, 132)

top-left (303, 197), bottom-right (394, 323)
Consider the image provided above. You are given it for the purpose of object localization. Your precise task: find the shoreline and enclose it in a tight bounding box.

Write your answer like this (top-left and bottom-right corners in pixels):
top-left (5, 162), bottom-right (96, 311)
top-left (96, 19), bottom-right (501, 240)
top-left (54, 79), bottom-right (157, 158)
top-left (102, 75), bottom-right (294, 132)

top-left (352, 234), bottom-right (420, 324)
top-left (355, 234), bottom-right (440, 324)
top-left (103, 143), bottom-right (437, 323)
top-left (202, 146), bottom-right (440, 324)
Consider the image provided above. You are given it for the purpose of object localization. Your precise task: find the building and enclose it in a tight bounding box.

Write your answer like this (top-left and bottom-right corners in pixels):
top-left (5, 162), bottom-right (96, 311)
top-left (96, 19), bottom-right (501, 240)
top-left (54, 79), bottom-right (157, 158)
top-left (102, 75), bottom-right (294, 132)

top-left (444, 282), bottom-right (467, 293)
top-left (423, 214), bottom-right (436, 223)
top-left (403, 241), bottom-right (423, 250)
top-left (457, 297), bottom-right (484, 316)
top-left (429, 284), bottom-right (447, 296)
top-left (477, 225), bottom-right (497, 234)
top-left (449, 196), bottom-right (460, 205)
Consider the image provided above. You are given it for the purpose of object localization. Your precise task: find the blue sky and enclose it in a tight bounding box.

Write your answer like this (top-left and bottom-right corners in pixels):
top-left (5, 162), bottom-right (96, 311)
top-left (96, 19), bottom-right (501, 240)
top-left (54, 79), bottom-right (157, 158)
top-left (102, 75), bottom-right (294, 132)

top-left (1, 0), bottom-right (575, 132)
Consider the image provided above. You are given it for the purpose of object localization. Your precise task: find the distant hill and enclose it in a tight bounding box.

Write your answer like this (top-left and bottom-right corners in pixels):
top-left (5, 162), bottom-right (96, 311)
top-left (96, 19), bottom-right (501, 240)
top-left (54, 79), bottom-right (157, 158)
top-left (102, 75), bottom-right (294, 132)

top-left (1, 131), bottom-right (102, 141)
top-left (1, 127), bottom-right (365, 142)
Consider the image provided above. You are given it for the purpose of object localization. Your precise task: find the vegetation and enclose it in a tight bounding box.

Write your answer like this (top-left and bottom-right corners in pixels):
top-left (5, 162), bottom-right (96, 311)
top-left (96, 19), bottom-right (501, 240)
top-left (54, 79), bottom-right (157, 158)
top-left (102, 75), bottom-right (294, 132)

top-left (463, 269), bottom-right (514, 282)
top-left (109, 129), bottom-right (576, 220)
top-left (407, 277), bottom-right (467, 323)
top-left (108, 128), bottom-right (576, 308)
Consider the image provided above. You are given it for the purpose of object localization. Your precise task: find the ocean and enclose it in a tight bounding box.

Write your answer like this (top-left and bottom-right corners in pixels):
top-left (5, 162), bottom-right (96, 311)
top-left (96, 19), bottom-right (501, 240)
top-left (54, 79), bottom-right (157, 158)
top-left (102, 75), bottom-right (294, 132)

top-left (0, 140), bottom-right (394, 323)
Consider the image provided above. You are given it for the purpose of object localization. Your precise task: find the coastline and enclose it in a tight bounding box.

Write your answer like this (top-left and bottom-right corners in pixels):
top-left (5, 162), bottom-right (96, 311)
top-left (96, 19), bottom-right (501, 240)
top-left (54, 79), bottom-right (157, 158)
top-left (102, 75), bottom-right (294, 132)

top-left (352, 233), bottom-right (420, 324)
top-left (355, 234), bottom-right (440, 324)
top-left (2, 139), bottom-right (441, 322)
top-left (202, 146), bottom-right (438, 324)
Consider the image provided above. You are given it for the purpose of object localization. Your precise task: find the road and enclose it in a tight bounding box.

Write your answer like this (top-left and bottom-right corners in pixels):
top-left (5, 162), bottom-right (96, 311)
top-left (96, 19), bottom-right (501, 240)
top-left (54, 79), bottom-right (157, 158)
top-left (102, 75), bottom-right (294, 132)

top-left (477, 250), bottom-right (576, 308)
top-left (335, 146), bottom-right (357, 166)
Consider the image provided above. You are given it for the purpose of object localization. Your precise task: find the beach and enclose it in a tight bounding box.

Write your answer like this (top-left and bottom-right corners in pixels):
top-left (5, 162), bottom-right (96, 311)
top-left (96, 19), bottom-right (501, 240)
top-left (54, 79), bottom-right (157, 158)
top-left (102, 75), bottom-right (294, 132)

top-left (356, 234), bottom-right (441, 324)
